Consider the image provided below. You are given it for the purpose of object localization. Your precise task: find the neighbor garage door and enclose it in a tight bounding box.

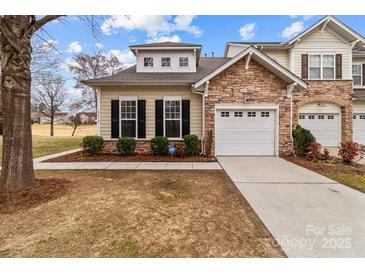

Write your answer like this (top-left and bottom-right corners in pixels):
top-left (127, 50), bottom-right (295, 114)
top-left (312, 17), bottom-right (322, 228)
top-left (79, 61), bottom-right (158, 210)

top-left (215, 109), bottom-right (276, 156)
top-left (353, 113), bottom-right (365, 145)
top-left (298, 114), bottom-right (340, 146)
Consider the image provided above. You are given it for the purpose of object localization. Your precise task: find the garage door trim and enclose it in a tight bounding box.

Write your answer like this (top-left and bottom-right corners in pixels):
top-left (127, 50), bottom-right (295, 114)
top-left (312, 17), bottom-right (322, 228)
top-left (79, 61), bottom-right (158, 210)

top-left (214, 104), bottom-right (279, 157)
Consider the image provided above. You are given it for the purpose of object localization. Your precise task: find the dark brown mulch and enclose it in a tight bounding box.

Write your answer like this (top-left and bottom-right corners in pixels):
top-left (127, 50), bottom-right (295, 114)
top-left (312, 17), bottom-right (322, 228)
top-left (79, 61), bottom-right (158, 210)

top-left (0, 178), bottom-right (72, 214)
top-left (44, 151), bottom-right (216, 163)
top-left (284, 156), bottom-right (365, 176)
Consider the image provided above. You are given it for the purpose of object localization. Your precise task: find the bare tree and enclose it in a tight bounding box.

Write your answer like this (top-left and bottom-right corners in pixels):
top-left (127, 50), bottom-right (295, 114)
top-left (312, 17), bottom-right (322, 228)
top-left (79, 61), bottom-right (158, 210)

top-left (68, 52), bottom-right (122, 110)
top-left (68, 99), bottom-right (92, 137)
top-left (33, 73), bottom-right (67, 136)
top-left (0, 15), bottom-right (62, 191)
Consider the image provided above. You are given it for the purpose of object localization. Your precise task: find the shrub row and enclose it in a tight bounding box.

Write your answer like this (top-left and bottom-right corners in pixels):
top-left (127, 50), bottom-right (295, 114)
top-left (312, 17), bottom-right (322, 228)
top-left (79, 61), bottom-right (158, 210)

top-left (82, 134), bottom-right (200, 156)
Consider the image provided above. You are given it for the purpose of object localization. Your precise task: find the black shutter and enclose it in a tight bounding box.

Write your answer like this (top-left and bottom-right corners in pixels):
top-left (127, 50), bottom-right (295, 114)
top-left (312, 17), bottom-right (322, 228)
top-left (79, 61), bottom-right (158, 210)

top-left (336, 54), bottom-right (342, 79)
top-left (155, 100), bottom-right (164, 136)
top-left (363, 64), bottom-right (365, 86)
top-left (111, 100), bottom-right (119, 138)
top-left (301, 54), bottom-right (308, 79)
top-left (138, 100), bottom-right (146, 138)
top-left (182, 100), bottom-right (190, 137)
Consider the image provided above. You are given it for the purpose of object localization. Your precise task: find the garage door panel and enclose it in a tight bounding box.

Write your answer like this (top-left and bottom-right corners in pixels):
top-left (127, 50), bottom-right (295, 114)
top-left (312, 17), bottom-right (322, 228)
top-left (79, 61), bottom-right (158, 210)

top-left (216, 109), bottom-right (275, 156)
top-left (353, 114), bottom-right (365, 145)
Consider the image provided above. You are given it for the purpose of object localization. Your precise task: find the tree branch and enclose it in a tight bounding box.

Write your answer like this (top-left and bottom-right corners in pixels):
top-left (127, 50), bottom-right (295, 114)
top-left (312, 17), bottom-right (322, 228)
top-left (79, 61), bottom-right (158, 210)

top-left (28, 15), bottom-right (63, 36)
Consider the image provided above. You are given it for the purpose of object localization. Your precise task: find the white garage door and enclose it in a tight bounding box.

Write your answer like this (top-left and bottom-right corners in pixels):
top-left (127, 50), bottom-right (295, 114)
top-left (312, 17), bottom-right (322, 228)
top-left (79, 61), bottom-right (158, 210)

top-left (353, 113), bottom-right (365, 145)
top-left (299, 114), bottom-right (340, 146)
top-left (215, 109), bottom-right (276, 156)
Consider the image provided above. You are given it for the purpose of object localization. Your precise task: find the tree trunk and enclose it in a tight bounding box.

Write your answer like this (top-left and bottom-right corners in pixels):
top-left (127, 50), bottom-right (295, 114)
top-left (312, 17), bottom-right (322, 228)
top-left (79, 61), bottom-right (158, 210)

top-left (71, 124), bottom-right (78, 136)
top-left (50, 116), bottom-right (54, 136)
top-left (0, 16), bottom-right (36, 191)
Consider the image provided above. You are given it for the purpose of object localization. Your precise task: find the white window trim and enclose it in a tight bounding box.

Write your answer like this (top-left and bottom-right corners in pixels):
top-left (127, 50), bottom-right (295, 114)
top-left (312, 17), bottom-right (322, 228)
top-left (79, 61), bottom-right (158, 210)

top-left (179, 57), bottom-right (189, 67)
top-left (163, 96), bottom-right (182, 140)
top-left (119, 96), bottom-right (138, 139)
top-left (308, 53), bottom-right (336, 80)
top-left (144, 57), bottom-right (153, 67)
top-left (353, 63), bottom-right (363, 87)
top-left (160, 57), bottom-right (171, 68)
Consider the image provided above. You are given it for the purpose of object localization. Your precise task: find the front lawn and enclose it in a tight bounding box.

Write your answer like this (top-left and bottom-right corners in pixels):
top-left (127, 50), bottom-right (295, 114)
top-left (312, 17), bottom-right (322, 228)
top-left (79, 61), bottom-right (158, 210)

top-left (285, 156), bottom-right (365, 194)
top-left (0, 170), bottom-right (285, 258)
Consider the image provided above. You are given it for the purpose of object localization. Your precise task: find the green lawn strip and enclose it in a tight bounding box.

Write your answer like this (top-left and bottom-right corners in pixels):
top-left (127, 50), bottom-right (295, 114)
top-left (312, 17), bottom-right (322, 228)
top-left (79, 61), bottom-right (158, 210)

top-left (0, 136), bottom-right (82, 161)
top-left (323, 172), bottom-right (365, 194)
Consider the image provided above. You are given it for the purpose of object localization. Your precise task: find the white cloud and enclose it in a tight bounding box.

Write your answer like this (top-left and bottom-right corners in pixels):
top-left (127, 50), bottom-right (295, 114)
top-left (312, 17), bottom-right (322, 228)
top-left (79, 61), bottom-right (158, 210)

top-left (59, 56), bottom-right (77, 71)
top-left (38, 39), bottom-right (58, 52)
top-left (289, 15), bottom-right (313, 21)
top-left (281, 21), bottom-right (305, 39)
top-left (108, 49), bottom-right (136, 67)
top-left (239, 23), bottom-right (256, 40)
top-left (95, 42), bottom-right (103, 49)
top-left (146, 34), bottom-right (181, 43)
top-left (100, 15), bottom-right (202, 42)
top-left (67, 41), bottom-right (82, 53)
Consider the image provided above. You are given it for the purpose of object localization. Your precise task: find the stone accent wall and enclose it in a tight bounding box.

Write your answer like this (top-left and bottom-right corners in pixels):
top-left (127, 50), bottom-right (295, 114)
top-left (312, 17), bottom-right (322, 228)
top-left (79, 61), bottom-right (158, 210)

top-left (293, 80), bottom-right (353, 142)
top-left (205, 59), bottom-right (292, 156)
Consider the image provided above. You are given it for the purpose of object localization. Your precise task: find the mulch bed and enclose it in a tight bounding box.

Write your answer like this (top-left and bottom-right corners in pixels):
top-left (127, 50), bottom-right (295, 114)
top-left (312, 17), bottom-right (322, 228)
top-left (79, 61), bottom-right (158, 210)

top-left (284, 156), bottom-right (365, 176)
top-left (0, 178), bottom-right (72, 214)
top-left (44, 151), bottom-right (216, 162)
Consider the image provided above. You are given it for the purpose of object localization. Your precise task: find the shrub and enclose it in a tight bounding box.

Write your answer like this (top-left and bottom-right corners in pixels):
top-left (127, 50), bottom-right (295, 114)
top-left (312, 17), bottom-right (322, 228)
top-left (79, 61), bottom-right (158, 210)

top-left (323, 148), bottom-right (331, 161)
top-left (183, 134), bottom-right (199, 156)
top-left (338, 141), bottom-right (365, 164)
top-left (82, 135), bottom-right (103, 155)
top-left (117, 137), bottom-right (136, 156)
top-left (205, 130), bottom-right (213, 159)
top-left (292, 125), bottom-right (315, 157)
top-left (306, 142), bottom-right (322, 161)
top-left (151, 136), bottom-right (169, 156)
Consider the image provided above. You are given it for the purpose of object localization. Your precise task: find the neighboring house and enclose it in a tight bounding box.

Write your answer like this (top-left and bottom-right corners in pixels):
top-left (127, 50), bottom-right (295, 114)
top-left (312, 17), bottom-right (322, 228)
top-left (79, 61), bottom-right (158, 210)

top-left (40, 112), bottom-right (70, 124)
top-left (78, 112), bottom-right (97, 124)
top-left (84, 16), bottom-right (365, 156)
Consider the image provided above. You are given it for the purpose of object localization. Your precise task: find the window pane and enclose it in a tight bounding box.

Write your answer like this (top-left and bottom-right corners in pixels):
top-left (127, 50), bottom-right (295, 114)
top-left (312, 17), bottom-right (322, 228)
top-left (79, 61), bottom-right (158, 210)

top-left (179, 57), bottom-right (188, 67)
top-left (144, 57), bottom-right (153, 67)
top-left (165, 100), bottom-right (180, 119)
top-left (309, 55), bottom-right (320, 66)
top-left (354, 76), bottom-right (362, 86)
top-left (165, 120), bottom-right (180, 138)
top-left (121, 120), bottom-right (136, 137)
top-left (323, 55), bottom-right (334, 67)
top-left (323, 67), bottom-right (334, 79)
top-left (309, 67), bottom-right (320, 78)
top-left (161, 57), bottom-right (170, 67)
top-left (353, 64), bottom-right (361, 76)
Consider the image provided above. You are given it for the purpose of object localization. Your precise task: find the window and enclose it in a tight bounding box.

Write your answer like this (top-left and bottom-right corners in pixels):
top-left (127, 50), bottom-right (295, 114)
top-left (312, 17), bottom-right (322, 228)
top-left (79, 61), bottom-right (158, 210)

top-left (309, 54), bottom-right (335, 79)
top-left (161, 57), bottom-right (171, 67)
top-left (353, 115), bottom-right (357, 120)
top-left (261, 112), bottom-right (270, 117)
top-left (144, 57), bottom-right (153, 67)
top-left (299, 115), bottom-right (305, 120)
top-left (221, 111), bottom-right (230, 117)
top-left (179, 57), bottom-right (189, 67)
top-left (353, 64), bottom-right (362, 86)
top-left (234, 111), bottom-right (243, 117)
top-left (120, 99), bottom-right (137, 138)
top-left (164, 99), bottom-right (181, 138)
top-left (318, 115), bottom-right (324, 119)
top-left (360, 115), bottom-right (365, 120)
top-left (308, 115), bottom-right (315, 119)
top-left (327, 115), bottom-right (334, 120)
top-left (248, 111), bottom-right (256, 117)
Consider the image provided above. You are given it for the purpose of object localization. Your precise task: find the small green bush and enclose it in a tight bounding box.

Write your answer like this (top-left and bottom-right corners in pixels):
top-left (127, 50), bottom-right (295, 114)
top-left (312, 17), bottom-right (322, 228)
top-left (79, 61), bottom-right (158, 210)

top-left (183, 134), bottom-right (199, 156)
top-left (292, 125), bottom-right (315, 157)
top-left (82, 135), bottom-right (104, 155)
top-left (205, 130), bottom-right (213, 159)
top-left (151, 136), bottom-right (169, 155)
top-left (117, 137), bottom-right (136, 156)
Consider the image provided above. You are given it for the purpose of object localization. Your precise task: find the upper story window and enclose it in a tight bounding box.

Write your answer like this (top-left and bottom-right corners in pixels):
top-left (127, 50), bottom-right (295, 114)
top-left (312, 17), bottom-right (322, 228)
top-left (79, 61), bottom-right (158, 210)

top-left (161, 57), bottom-right (171, 67)
top-left (179, 57), bottom-right (189, 67)
top-left (353, 64), bottom-right (363, 86)
top-left (144, 57), bottom-right (153, 67)
top-left (309, 54), bottom-right (335, 79)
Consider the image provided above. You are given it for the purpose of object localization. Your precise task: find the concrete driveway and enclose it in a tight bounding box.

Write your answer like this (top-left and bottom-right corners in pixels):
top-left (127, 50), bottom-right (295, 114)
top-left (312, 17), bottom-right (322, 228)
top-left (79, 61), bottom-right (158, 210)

top-left (218, 156), bottom-right (365, 258)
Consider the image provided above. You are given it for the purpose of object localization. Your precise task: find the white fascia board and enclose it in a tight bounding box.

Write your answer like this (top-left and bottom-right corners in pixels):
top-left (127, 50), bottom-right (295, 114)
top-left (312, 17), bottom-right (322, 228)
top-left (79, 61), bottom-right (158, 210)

top-left (193, 46), bottom-right (307, 90)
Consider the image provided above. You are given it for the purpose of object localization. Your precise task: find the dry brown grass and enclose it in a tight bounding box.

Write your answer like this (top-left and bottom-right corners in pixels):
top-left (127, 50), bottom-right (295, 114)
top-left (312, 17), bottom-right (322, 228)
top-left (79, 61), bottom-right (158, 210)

top-left (32, 124), bottom-right (96, 137)
top-left (0, 170), bottom-right (284, 258)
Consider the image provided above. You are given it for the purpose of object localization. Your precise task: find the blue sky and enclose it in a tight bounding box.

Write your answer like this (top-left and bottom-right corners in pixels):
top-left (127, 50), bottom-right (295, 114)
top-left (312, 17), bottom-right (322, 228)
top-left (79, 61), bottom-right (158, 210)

top-left (38, 15), bottom-right (365, 101)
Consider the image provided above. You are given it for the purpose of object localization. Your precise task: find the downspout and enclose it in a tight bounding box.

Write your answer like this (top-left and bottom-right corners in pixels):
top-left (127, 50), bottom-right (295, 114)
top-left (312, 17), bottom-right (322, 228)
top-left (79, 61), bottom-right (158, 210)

top-left (287, 83), bottom-right (297, 151)
top-left (191, 81), bottom-right (209, 155)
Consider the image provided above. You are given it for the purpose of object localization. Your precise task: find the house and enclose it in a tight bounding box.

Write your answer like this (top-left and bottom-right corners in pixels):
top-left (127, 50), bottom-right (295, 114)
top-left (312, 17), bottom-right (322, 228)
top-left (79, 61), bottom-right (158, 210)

top-left (84, 16), bottom-right (365, 156)
top-left (78, 112), bottom-right (97, 124)
top-left (40, 112), bottom-right (70, 124)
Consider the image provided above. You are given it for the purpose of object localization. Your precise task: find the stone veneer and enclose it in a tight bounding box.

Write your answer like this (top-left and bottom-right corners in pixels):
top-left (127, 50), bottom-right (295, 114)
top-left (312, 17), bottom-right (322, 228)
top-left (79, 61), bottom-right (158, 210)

top-left (102, 140), bottom-right (187, 154)
top-left (204, 59), bottom-right (293, 156)
top-left (293, 80), bottom-right (353, 143)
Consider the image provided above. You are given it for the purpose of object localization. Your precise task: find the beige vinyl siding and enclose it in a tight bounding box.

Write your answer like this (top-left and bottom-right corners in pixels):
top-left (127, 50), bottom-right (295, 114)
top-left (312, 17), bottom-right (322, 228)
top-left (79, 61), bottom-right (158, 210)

top-left (291, 28), bottom-right (351, 79)
top-left (353, 57), bottom-right (365, 64)
top-left (353, 101), bottom-right (365, 113)
top-left (99, 85), bottom-right (202, 140)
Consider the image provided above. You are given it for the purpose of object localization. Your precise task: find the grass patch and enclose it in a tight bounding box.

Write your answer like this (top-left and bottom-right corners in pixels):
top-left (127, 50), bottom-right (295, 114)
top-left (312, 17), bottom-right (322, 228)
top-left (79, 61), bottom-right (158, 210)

top-left (323, 173), bottom-right (365, 194)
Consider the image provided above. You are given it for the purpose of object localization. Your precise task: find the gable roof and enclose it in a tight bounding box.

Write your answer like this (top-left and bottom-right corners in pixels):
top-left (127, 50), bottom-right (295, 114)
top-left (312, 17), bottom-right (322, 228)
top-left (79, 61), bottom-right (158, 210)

top-left (287, 16), bottom-right (365, 47)
top-left (193, 46), bottom-right (308, 90)
top-left (82, 57), bottom-right (231, 86)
